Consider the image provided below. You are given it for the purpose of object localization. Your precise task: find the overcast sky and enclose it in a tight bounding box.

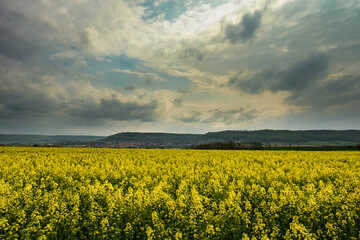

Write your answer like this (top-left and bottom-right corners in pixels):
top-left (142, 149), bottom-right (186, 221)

top-left (1, 0), bottom-right (360, 135)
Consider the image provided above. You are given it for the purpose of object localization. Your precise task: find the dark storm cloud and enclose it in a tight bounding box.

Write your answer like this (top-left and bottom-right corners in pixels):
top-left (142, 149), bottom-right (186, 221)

top-left (0, 1), bottom-right (55, 62)
top-left (0, 90), bottom-right (60, 117)
top-left (68, 98), bottom-right (159, 122)
top-left (223, 11), bottom-right (262, 44)
top-left (0, 60), bottom-right (160, 122)
top-left (288, 75), bottom-right (360, 109)
top-left (0, 5), bottom-right (38, 60)
top-left (0, 24), bottom-right (39, 61)
top-left (229, 52), bottom-right (360, 111)
top-left (0, 63), bottom-right (65, 118)
top-left (228, 74), bottom-right (264, 94)
top-left (270, 53), bottom-right (329, 92)
top-left (228, 53), bottom-right (330, 93)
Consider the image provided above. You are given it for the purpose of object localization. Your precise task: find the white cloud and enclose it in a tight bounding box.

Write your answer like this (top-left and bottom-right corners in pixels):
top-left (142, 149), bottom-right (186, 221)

top-left (111, 69), bottom-right (164, 82)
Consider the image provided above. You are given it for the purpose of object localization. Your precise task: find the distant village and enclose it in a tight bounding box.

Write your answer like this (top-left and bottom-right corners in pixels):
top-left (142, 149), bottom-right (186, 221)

top-left (3, 141), bottom-right (193, 149)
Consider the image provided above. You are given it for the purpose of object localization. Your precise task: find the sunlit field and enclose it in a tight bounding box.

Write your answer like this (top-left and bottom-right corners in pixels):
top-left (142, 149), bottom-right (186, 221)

top-left (1, 147), bottom-right (359, 239)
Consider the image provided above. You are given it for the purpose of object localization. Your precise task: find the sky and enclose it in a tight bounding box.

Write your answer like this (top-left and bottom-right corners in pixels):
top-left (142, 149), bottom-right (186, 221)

top-left (0, 0), bottom-right (360, 135)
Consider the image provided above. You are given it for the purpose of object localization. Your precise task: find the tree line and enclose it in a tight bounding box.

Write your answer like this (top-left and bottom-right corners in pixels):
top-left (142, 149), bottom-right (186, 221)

top-left (188, 141), bottom-right (263, 150)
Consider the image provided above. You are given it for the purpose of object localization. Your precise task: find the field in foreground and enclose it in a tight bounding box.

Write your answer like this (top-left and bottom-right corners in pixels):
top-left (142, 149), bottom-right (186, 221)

top-left (1, 147), bottom-right (360, 239)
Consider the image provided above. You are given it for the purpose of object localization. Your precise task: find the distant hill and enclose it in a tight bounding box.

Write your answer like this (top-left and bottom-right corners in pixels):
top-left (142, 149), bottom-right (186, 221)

top-left (1, 130), bottom-right (359, 146)
top-left (105, 130), bottom-right (360, 145)
top-left (105, 132), bottom-right (201, 144)
top-left (0, 134), bottom-right (105, 145)
top-left (202, 130), bottom-right (360, 145)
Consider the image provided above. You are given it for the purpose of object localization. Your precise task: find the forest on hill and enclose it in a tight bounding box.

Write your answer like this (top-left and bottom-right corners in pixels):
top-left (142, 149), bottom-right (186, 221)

top-left (1, 130), bottom-right (359, 146)
top-left (105, 130), bottom-right (360, 146)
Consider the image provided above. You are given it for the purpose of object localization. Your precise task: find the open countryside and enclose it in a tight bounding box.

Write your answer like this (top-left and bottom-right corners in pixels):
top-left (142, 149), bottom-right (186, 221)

top-left (1, 0), bottom-right (360, 239)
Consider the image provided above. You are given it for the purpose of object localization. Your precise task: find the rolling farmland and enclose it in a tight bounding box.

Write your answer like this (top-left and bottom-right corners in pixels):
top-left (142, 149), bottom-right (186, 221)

top-left (1, 147), bottom-right (360, 239)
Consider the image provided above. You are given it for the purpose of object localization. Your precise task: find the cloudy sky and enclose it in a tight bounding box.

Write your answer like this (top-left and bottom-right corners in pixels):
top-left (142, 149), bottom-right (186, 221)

top-left (1, 0), bottom-right (360, 135)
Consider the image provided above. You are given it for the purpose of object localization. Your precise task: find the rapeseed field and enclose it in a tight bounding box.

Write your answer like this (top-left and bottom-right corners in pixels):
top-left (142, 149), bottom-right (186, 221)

top-left (0, 147), bottom-right (359, 239)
